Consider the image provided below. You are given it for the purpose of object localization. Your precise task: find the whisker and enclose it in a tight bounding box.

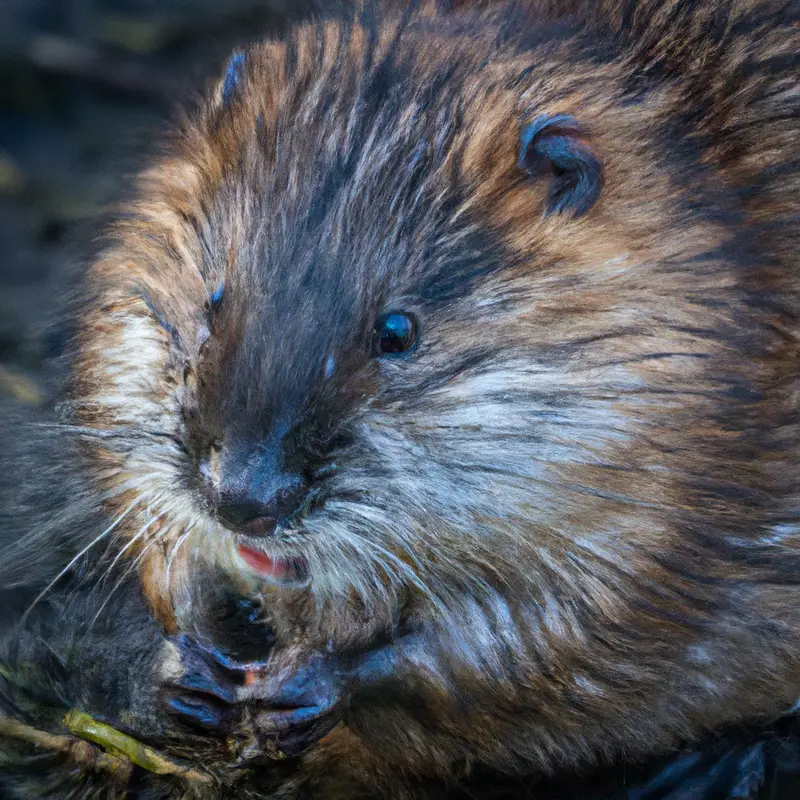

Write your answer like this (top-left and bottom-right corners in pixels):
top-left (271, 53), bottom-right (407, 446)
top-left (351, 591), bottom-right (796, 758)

top-left (165, 527), bottom-right (194, 583)
top-left (21, 498), bottom-right (141, 623)
top-left (347, 533), bottom-right (429, 597)
top-left (30, 423), bottom-right (186, 449)
top-left (86, 540), bottom-right (156, 631)
top-left (98, 508), bottom-right (167, 590)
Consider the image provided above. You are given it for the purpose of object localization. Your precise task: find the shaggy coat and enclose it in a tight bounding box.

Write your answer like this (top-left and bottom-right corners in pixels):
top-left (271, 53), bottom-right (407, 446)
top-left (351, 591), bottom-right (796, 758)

top-left (0, 0), bottom-right (798, 797)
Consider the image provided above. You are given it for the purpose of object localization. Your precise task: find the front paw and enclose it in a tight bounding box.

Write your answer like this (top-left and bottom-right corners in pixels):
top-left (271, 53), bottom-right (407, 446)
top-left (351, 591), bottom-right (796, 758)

top-left (160, 635), bottom-right (344, 760)
top-left (242, 650), bottom-right (345, 759)
top-left (161, 634), bottom-right (245, 733)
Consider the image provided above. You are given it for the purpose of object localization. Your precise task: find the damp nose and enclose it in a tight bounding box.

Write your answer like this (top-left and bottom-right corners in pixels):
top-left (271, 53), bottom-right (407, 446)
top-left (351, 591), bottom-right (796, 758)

top-left (216, 481), bottom-right (308, 537)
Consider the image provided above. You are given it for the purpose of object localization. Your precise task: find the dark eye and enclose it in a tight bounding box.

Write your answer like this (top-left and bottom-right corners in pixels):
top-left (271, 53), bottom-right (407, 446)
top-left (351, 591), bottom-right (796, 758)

top-left (374, 311), bottom-right (419, 358)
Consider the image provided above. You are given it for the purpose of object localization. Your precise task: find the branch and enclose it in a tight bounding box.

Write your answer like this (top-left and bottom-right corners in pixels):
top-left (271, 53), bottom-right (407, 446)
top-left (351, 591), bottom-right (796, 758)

top-left (63, 710), bottom-right (213, 787)
top-left (0, 710), bottom-right (214, 793)
top-left (0, 713), bottom-right (132, 784)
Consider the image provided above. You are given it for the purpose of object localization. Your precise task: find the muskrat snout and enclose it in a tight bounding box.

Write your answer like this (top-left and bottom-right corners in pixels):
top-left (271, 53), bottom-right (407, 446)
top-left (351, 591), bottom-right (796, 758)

top-left (215, 480), bottom-right (308, 537)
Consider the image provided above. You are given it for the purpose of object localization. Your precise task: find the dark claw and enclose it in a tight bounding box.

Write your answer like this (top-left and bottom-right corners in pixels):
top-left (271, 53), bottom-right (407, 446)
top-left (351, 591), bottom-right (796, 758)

top-left (162, 634), bottom-right (242, 733)
top-left (162, 633), bottom-right (347, 755)
top-left (164, 693), bottom-right (233, 731)
top-left (175, 632), bottom-right (264, 680)
top-left (243, 651), bottom-right (346, 759)
top-left (251, 705), bottom-right (342, 759)
top-left (175, 670), bottom-right (237, 703)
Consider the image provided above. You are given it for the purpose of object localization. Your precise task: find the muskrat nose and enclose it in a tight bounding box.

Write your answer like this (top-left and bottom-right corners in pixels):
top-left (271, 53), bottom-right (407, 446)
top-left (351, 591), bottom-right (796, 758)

top-left (216, 482), bottom-right (308, 537)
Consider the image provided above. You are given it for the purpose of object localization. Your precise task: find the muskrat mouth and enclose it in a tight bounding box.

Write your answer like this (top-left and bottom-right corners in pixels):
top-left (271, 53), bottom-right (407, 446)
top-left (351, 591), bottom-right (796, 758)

top-left (236, 545), bottom-right (309, 586)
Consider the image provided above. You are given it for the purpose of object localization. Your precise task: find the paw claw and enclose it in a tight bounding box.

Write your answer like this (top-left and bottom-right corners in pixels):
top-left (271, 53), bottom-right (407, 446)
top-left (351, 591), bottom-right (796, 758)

top-left (165, 693), bottom-right (230, 731)
top-left (161, 636), bottom-right (241, 732)
top-left (174, 671), bottom-right (237, 704)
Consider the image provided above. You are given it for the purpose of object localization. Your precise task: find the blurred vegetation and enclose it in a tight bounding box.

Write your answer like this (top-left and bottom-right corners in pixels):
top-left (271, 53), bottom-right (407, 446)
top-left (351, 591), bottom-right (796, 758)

top-left (0, 0), bottom-right (331, 402)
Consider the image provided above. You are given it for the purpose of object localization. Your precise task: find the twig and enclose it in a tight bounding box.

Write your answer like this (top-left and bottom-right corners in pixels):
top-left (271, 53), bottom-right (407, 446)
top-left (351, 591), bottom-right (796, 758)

top-left (0, 710), bottom-right (214, 793)
top-left (0, 713), bottom-right (133, 784)
top-left (63, 709), bottom-right (213, 787)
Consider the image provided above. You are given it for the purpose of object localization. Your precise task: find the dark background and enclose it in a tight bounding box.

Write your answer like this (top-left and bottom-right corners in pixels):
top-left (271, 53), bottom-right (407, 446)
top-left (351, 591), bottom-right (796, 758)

top-left (0, 0), bottom-right (332, 404)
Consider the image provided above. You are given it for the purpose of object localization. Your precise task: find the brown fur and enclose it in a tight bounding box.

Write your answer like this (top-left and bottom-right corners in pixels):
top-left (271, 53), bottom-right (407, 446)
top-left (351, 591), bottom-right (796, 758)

top-left (63, 0), bottom-right (799, 795)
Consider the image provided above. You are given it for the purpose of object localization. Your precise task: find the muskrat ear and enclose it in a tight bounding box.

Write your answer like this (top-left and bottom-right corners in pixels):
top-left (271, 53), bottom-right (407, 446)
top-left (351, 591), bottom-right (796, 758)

top-left (518, 114), bottom-right (603, 217)
top-left (220, 51), bottom-right (246, 107)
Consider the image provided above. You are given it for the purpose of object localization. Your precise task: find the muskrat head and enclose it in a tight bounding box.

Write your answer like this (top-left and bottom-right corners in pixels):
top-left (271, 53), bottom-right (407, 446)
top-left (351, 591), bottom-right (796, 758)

top-left (70, 6), bottom-right (763, 679)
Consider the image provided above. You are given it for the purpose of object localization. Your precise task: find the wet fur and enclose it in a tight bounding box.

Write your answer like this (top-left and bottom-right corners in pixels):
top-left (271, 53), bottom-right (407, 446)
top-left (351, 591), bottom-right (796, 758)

top-left (1, 0), bottom-right (799, 797)
top-left (0, 404), bottom-right (172, 799)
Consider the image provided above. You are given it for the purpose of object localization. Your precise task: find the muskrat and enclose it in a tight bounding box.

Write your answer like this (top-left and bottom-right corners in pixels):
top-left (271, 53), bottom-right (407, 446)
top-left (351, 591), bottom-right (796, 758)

top-left (1, 0), bottom-right (799, 797)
